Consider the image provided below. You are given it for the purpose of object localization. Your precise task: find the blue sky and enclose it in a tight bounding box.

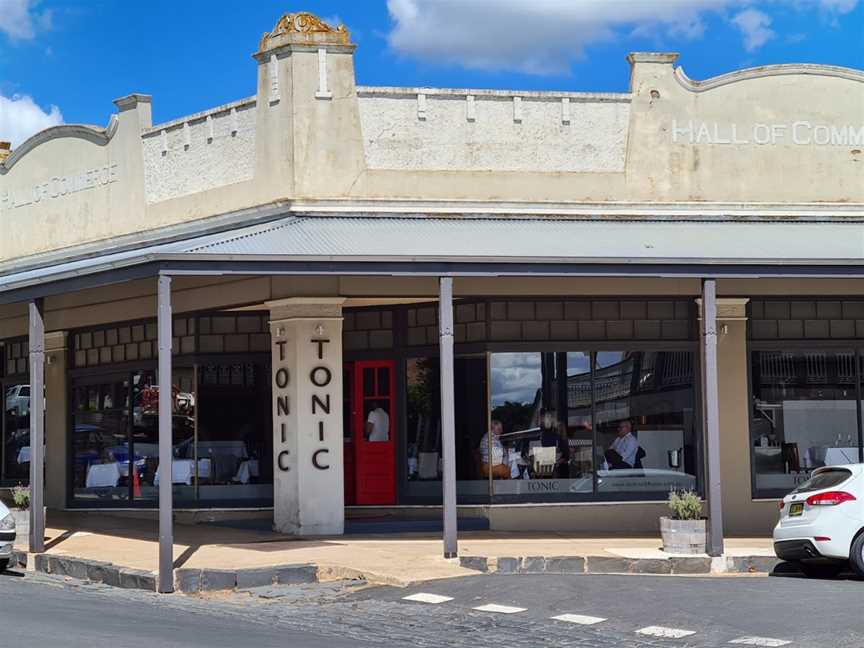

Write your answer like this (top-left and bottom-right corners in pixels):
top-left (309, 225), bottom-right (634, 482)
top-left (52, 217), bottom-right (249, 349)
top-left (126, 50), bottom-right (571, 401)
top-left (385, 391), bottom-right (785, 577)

top-left (1, 0), bottom-right (862, 145)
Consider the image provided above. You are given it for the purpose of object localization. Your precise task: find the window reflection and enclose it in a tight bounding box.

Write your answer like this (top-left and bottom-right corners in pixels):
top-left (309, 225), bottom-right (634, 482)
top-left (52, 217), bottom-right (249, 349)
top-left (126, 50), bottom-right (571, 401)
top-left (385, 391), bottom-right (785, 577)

top-left (594, 351), bottom-right (697, 495)
top-left (71, 362), bottom-right (273, 506)
top-left (3, 383), bottom-right (31, 484)
top-left (489, 352), bottom-right (594, 498)
top-left (487, 350), bottom-right (697, 501)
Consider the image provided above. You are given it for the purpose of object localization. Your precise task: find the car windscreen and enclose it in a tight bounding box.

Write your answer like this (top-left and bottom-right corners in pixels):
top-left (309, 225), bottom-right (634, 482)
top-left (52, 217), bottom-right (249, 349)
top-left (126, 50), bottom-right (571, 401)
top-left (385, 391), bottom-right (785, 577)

top-left (791, 468), bottom-right (853, 494)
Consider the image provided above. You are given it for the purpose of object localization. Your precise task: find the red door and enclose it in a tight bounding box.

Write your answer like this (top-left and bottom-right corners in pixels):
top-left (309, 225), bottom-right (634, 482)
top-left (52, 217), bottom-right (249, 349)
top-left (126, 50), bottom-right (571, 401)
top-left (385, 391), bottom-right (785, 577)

top-left (354, 360), bottom-right (396, 505)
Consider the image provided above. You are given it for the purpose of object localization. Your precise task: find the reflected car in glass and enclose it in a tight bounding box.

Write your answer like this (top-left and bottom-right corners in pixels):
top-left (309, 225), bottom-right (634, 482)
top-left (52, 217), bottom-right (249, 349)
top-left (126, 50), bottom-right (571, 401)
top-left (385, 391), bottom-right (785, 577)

top-left (774, 464), bottom-right (864, 578)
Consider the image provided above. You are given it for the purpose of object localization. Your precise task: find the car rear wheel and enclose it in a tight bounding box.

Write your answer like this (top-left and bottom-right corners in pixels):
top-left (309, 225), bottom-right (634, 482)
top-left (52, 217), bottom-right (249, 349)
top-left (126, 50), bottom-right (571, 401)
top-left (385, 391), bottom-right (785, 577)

top-left (799, 561), bottom-right (844, 579)
top-left (849, 532), bottom-right (864, 578)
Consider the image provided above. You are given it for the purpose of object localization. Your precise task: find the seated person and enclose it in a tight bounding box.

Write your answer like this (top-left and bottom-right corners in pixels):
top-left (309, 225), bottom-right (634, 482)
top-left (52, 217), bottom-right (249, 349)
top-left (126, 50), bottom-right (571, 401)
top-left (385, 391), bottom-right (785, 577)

top-left (604, 419), bottom-right (643, 470)
top-left (478, 419), bottom-right (510, 479)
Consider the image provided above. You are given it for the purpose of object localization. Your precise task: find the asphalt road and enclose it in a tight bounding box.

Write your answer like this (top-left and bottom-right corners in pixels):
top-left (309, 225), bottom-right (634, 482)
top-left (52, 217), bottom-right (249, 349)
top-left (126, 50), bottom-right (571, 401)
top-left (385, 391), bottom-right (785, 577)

top-left (0, 570), bottom-right (376, 648)
top-left (1, 567), bottom-right (862, 647)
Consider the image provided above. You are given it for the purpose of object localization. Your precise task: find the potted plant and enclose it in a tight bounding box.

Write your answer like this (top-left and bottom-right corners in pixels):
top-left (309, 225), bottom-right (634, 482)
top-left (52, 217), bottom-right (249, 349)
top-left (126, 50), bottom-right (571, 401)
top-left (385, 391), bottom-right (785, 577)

top-left (660, 489), bottom-right (706, 554)
top-left (10, 485), bottom-right (30, 544)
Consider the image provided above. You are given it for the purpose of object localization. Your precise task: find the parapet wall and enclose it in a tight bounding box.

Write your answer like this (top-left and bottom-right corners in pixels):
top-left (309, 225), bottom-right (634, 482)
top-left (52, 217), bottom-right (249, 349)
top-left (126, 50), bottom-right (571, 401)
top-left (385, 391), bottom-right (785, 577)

top-left (357, 88), bottom-right (631, 173)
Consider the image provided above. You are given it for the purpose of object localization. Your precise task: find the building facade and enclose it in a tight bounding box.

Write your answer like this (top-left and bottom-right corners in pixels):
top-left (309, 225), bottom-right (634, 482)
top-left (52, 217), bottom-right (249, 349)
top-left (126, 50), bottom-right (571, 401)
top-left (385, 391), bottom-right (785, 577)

top-left (1, 12), bottom-right (863, 546)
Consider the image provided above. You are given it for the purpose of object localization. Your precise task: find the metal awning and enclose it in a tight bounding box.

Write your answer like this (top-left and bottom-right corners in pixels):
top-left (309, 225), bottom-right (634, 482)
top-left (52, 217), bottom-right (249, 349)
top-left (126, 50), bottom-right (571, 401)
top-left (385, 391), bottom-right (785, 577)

top-left (1, 215), bottom-right (863, 302)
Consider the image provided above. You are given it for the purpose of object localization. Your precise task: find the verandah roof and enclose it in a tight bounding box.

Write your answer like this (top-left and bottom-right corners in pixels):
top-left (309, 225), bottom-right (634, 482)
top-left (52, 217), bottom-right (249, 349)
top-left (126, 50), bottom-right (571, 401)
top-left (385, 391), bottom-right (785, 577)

top-left (1, 215), bottom-right (863, 302)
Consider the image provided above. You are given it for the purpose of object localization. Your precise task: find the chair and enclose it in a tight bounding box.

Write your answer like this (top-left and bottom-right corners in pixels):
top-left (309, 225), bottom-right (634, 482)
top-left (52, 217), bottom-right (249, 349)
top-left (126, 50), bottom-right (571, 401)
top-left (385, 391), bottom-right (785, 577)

top-left (531, 446), bottom-right (557, 478)
top-left (634, 447), bottom-right (646, 470)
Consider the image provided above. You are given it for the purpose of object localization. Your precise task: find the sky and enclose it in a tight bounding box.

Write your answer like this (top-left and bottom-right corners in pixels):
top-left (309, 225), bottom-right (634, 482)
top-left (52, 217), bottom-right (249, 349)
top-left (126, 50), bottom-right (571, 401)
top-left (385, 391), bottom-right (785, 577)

top-left (0, 0), bottom-right (862, 146)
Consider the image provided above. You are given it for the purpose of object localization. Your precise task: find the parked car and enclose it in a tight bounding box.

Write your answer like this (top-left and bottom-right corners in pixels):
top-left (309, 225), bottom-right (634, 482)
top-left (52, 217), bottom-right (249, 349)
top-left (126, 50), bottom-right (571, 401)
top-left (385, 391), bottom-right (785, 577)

top-left (0, 500), bottom-right (14, 572)
top-left (774, 464), bottom-right (864, 578)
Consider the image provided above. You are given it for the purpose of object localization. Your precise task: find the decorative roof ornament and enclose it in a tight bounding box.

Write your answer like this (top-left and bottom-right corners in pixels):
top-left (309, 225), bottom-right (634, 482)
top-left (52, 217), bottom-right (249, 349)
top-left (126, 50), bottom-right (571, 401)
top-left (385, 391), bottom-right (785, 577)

top-left (258, 11), bottom-right (351, 53)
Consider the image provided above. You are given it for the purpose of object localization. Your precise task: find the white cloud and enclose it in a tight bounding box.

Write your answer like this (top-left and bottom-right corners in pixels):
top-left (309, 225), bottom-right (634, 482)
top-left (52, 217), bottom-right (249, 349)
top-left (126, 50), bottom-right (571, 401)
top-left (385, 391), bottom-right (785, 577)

top-left (387, 0), bottom-right (739, 74)
top-left (817, 0), bottom-right (859, 12)
top-left (0, 0), bottom-right (51, 40)
top-left (386, 0), bottom-right (860, 75)
top-left (0, 93), bottom-right (63, 147)
top-left (386, 0), bottom-right (738, 75)
top-left (732, 8), bottom-right (776, 51)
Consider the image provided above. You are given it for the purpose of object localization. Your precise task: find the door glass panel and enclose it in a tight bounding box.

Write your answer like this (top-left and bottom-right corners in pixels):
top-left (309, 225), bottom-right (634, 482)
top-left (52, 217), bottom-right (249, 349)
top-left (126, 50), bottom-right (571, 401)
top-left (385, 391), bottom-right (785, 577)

top-left (594, 351), bottom-right (697, 495)
top-left (71, 376), bottom-right (130, 504)
top-left (363, 368), bottom-right (374, 397)
top-left (377, 367), bottom-right (390, 396)
top-left (751, 349), bottom-right (858, 496)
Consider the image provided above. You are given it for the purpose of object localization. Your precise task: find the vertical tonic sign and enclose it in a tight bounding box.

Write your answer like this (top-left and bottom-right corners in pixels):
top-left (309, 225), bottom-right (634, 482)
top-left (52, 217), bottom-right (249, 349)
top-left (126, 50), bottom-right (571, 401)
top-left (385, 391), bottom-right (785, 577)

top-left (310, 337), bottom-right (332, 470)
top-left (274, 338), bottom-right (292, 473)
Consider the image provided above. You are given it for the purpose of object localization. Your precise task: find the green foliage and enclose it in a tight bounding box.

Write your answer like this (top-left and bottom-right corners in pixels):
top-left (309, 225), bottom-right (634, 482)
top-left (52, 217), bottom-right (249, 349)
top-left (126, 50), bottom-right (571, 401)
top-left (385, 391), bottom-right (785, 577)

top-left (12, 484), bottom-right (30, 510)
top-left (668, 489), bottom-right (702, 521)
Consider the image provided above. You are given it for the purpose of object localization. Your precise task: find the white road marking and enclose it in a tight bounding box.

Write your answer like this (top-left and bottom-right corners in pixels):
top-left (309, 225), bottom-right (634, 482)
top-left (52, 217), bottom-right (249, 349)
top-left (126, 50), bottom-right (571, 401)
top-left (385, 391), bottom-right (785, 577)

top-left (472, 603), bottom-right (526, 614)
top-left (729, 637), bottom-right (792, 647)
top-left (636, 626), bottom-right (697, 639)
top-left (402, 593), bottom-right (454, 604)
top-left (551, 613), bottom-right (607, 625)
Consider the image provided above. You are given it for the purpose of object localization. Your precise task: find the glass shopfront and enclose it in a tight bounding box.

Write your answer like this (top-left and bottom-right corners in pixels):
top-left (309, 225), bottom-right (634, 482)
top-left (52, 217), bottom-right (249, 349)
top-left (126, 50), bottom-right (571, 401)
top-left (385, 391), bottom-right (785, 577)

top-left (347, 298), bottom-right (702, 505)
top-left (68, 313), bottom-right (273, 508)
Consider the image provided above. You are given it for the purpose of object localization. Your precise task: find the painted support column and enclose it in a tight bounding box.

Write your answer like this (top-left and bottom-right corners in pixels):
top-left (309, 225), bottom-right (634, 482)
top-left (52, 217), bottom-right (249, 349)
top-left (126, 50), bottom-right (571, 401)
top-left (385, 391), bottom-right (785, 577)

top-left (438, 278), bottom-right (458, 558)
top-left (44, 332), bottom-right (68, 510)
top-left (266, 298), bottom-right (345, 536)
top-left (28, 299), bottom-right (45, 553)
top-left (701, 279), bottom-right (724, 557)
top-left (157, 275), bottom-right (174, 593)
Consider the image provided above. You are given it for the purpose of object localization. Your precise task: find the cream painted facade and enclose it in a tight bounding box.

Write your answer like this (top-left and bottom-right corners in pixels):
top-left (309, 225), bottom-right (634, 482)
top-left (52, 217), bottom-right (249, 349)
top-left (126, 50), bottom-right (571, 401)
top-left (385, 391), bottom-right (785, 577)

top-left (1, 11), bottom-right (863, 539)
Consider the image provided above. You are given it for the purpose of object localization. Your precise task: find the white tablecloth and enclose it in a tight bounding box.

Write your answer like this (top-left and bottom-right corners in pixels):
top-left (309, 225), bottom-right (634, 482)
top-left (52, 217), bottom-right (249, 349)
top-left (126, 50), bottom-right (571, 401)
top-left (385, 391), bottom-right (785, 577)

top-left (85, 462), bottom-right (122, 488)
top-left (154, 459), bottom-right (211, 486)
top-left (233, 459), bottom-right (260, 485)
top-left (804, 446), bottom-right (860, 468)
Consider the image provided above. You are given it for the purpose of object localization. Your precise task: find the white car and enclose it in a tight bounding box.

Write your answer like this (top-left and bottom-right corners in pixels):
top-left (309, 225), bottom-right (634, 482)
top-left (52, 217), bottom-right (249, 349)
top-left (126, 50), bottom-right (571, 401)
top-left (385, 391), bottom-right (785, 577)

top-left (0, 500), bottom-right (14, 572)
top-left (774, 464), bottom-right (864, 578)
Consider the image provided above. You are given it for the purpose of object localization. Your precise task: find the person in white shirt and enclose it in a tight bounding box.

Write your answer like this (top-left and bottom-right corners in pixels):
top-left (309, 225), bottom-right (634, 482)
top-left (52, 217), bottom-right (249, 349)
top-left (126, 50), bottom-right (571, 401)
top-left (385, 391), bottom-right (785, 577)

top-left (478, 419), bottom-right (510, 479)
top-left (604, 420), bottom-right (641, 469)
top-left (365, 402), bottom-right (390, 442)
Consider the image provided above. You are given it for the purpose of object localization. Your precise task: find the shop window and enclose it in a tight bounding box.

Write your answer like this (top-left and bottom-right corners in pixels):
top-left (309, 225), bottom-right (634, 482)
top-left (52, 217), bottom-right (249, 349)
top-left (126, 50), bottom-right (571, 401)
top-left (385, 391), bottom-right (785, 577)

top-left (487, 350), bottom-right (698, 502)
top-left (404, 356), bottom-right (489, 502)
top-left (70, 362), bottom-right (273, 507)
top-left (750, 349), bottom-right (862, 498)
top-left (2, 383), bottom-right (30, 485)
top-left (593, 351), bottom-right (698, 496)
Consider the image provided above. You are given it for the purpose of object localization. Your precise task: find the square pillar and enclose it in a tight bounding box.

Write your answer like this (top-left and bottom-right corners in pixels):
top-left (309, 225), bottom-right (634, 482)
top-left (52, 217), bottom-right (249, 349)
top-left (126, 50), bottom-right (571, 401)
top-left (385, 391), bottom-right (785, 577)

top-left (28, 300), bottom-right (45, 553)
top-left (267, 298), bottom-right (345, 536)
top-left (44, 332), bottom-right (68, 510)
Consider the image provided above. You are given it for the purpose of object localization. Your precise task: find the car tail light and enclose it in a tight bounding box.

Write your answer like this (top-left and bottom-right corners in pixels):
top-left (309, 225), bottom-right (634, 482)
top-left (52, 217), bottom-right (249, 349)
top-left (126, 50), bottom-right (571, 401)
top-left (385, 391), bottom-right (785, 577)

top-left (814, 536), bottom-right (832, 542)
top-left (778, 500), bottom-right (785, 510)
top-left (805, 491), bottom-right (857, 506)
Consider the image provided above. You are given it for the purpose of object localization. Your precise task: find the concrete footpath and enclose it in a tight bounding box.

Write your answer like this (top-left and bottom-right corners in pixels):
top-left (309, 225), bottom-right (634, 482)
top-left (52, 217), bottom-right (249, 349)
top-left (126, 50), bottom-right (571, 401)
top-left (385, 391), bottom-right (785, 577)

top-left (11, 513), bottom-right (777, 593)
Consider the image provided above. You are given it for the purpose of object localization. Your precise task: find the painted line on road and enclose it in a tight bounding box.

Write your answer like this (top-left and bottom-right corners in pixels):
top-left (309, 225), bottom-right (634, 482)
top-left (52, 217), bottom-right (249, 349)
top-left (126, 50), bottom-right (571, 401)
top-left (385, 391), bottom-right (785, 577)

top-left (729, 637), bottom-right (792, 647)
top-left (402, 593), bottom-right (454, 604)
top-left (473, 604), bottom-right (526, 614)
top-left (636, 626), bottom-right (697, 639)
top-left (551, 613), bottom-right (607, 625)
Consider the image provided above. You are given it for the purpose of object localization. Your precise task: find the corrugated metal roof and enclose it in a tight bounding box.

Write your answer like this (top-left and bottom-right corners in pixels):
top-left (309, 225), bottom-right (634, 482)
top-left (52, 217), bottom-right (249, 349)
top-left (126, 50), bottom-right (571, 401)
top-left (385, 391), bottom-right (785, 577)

top-left (181, 216), bottom-right (864, 263)
top-left (1, 215), bottom-right (863, 295)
